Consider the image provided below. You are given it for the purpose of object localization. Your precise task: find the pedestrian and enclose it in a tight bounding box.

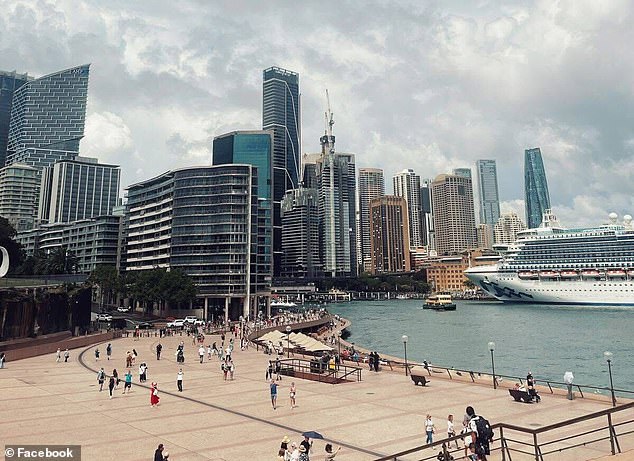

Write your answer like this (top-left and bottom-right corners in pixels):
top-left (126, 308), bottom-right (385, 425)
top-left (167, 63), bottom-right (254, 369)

top-left (325, 443), bottom-right (341, 460)
top-left (267, 360), bottom-right (274, 380)
top-left (177, 368), bottom-right (183, 392)
top-left (126, 351), bottom-right (132, 367)
top-left (156, 343), bottom-right (162, 360)
top-left (154, 443), bottom-right (164, 461)
top-left (275, 357), bottom-right (282, 381)
top-left (198, 345), bottom-right (205, 363)
top-left (106, 343), bottom-right (112, 360)
top-left (212, 342), bottom-right (219, 358)
top-left (368, 352), bottom-right (374, 371)
top-left (289, 381), bottom-right (297, 409)
top-left (298, 445), bottom-right (309, 461)
top-left (270, 379), bottom-right (278, 409)
top-left (95, 348), bottom-right (100, 361)
top-left (97, 368), bottom-right (106, 391)
top-left (56, 348), bottom-right (61, 363)
top-left (466, 405), bottom-right (493, 460)
top-left (447, 414), bottom-right (459, 449)
top-left (108, 375), bottom-right (115, 399)
top-left (300, 435), bottom-right (312, 457)
top-left (132, 349), bottom-right (138, 363)
top-left (64, 349), bottom-right (70, 362)
top-left (113, 369), bottom-right (119, 389)
top-left (222, 360), bottom-right (228, 380)
top-left (123, 369), bottom-right (132, 394)
top-left (374, 352), bottom-right (380, 372)
top-left (150, 382), bottom-right (160, 407)
top-left (139, 363), bottom-right (147, 382)
top-left (289, 442), bottom-right (299, 461)
top-left (229, 359), bottom-right (235, 380)
top-left (425, 414), bottom-right (435, 444)
top-left (207, 344), bottom-right (212, 359)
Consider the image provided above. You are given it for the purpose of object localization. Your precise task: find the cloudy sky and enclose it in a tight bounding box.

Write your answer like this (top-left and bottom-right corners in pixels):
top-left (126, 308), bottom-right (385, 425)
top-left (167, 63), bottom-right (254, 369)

top-left (2, 0), bottom-right (634, 226)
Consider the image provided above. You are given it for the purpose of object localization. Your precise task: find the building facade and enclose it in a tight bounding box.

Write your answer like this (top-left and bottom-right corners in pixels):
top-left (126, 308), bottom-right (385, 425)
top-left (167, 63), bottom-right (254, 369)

top-left (432, 173), bottom-right (477, 255)
top-left (524, 147), bottom-right (551, 229)
top-left (476, 223), bottom-right (494, 249)
top-left (494, 211), bottom-right (527, 245)
top-left (125, 165), bottom-right (271, 321)
top-left (262, 67), bottom-right (300, 277)
top-left (6, 65), bottom-right (89, 169)
top-left (358, 168), bottom-right (385, 272)
top-left (280, 188), bottom-right (321, 279)
top-left (426, 249), bottom-right (499, 293)
top-left (475, 159), bottom-right (500, 225)
top-left (0, 163), bottom-right (40, 231)
top-left (420, 180), bottom-right (434, 249)
top-left (453, 168), bottom-right (472, 179)
top-left (0, 70), bottom-right (32, 167)
top-left (38, 157), bottom-right (120, 224)
top-left (369, 195), bottom-right (410, 275)
top-left (393, 169), bottom-right (422, 248)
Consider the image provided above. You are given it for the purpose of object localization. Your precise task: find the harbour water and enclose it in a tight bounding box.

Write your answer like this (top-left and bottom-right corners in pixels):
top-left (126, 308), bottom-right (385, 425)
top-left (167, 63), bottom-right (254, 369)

top-left (330, 299), bottom-right (634, 393)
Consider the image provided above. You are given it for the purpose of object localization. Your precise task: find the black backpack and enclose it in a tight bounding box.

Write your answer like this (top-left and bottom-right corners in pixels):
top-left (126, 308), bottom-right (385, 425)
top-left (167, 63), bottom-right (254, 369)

top-left (473, 416), bottom-right (494, 455)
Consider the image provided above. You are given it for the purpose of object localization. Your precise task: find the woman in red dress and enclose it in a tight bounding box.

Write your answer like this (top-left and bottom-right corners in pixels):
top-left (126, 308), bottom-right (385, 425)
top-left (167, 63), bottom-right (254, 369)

top-left (150, 382), bottom-right (160, 406)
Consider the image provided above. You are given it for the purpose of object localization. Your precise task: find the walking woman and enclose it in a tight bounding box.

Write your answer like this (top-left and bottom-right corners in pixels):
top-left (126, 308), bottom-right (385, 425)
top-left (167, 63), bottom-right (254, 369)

top-left (108, 375), bottom-right (115, 399)
top-left (289, 382), bottom-right (297, 409)
top-left (150, 382), bottom-right (160, 407)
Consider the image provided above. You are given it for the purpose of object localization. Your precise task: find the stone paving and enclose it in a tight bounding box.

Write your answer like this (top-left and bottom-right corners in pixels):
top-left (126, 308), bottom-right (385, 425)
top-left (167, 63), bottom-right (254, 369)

top-left (1, 331), bottom-right (633, 461)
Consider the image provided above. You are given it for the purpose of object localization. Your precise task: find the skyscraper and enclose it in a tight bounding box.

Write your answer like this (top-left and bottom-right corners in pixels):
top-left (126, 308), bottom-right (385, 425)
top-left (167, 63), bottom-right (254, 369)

top-left (453, 168), bottom-right (472, 179)
top-left (38, 157), bottom-right (120, 224)
top-left (432, 173), bottom-right (477, 255)
top-left (369, 196), bottom-right (410, 274)
top-left (393, 169), bottom-right (422, 248)
top-left (475, 159), bottom-right (501, 225)
top-left (524, 147), bottom-right (551, 229)
top-left (263, 67), bottom-right (300, 276)
top-left (420, 180), bottom-right (434, 249)
top-left (6, 65), bottom-right (89, 169)
top-left (0, 163), bottom-right (40, 231)
top-left (0, 70), bottom-right (32, 167)
top-left (358, 168), bottom-right (385, 271)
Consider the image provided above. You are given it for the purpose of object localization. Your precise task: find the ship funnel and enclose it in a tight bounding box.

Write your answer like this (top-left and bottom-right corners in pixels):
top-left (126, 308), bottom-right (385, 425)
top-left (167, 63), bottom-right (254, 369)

top-left (609, 212), bottom-right (618, 223)
top-left (624, 214), bottom-right (632, 228)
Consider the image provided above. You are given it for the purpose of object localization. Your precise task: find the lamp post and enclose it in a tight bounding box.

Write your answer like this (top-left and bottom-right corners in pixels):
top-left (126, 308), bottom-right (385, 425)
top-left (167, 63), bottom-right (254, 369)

top-left (604, 351), bottom-right (616, 407)
top-left (286, 326), bottom-right (291, 359)
top-left (402, 335), bottom-right (409, 376)
top-left (488, 341), bottom-right (496, 389)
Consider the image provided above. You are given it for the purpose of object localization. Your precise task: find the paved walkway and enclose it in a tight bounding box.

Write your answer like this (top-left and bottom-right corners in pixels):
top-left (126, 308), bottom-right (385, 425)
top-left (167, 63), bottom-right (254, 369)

top-left (1, 331), bottom-right (633, 460)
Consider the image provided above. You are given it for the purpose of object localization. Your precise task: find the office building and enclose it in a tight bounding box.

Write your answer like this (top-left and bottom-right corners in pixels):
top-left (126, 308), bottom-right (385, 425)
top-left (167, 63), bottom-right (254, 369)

top-left (393, 169), bottom-right (422, 248)
top-left (475, 159), bottom-right (500, 225)
top-left (0, 70), bottom-right (32, 167)
top-left (524, 147), bottom-right (551, 229)
top-left (125, 165), bottom-right (271, 321)
top-left (262, 67), bottom-right (300, 276)
top-left (453, 168), bottom-right (472, 179)
top-left (280, 188), bottom-right (321, 279)
top-left (476, 223), bottom-right (494, 249)
top-left (358, 168), bottom-right (385, 271)
top-left (6, 65), bottom-right (89, 169)
top-left (369, 195), bottom-right (410, 274)
top-left (38, 157), bottom-right (120, 224)
top-left (0, 163), bottom-right (40, 231)
top-left (420, 180), bottom-right (434, 249)
top-left (494, 212), bottom-right (527, 245)
top-left (432, 173), bottom-right (477, 255)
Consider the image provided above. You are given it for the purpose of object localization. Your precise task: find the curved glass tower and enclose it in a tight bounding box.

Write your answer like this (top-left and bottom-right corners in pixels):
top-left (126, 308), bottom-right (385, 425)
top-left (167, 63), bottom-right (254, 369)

top-left (524, 148), bottom-right (551, 229)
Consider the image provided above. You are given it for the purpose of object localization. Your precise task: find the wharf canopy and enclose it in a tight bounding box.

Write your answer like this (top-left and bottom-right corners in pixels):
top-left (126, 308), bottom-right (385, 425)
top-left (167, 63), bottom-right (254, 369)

top-left (124, 165), bottom-right (272, 322)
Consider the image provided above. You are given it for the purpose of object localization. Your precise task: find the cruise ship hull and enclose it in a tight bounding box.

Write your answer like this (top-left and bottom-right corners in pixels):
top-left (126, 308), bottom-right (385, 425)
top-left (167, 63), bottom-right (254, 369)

top-left (465, 266), bottom-right (634, 306)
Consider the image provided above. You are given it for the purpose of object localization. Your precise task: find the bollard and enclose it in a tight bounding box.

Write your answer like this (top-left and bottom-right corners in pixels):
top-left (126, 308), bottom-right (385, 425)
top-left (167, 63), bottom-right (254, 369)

top-left (567, 384), bottom-right (574, 400)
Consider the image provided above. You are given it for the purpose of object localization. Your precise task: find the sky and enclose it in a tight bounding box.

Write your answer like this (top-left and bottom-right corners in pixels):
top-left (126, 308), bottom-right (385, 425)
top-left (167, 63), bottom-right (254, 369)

top-left (2, 0), bottom-right (634, 227)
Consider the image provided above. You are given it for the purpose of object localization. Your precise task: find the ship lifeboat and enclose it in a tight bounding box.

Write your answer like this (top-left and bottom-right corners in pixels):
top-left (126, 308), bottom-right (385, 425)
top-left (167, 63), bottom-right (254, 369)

top-left (607, 269), bottom-right (626, 278)
top-left (560, 270), bottom-right (579, 278)
top-left (518, 271), bottom-right (538, 280)
top-left (581, 269), bottom-right (601, 278)
top-left (539, 270), bottom-right (559, 278)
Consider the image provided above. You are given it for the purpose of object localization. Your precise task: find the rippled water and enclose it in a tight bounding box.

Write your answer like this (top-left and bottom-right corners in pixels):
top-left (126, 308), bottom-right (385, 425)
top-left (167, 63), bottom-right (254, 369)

top-left (330, 300), bottom-right (634, 392)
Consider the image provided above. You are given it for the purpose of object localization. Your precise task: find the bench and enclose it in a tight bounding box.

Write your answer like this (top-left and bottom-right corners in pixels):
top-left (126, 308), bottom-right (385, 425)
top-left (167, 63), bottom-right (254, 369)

top-left (410, 367), bottom-right (430, 386)
top-left (509, 388), bottom-right (534, 403)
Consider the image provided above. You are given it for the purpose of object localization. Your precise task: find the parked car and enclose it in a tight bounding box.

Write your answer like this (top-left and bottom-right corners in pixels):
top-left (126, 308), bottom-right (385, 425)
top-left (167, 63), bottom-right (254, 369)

top-left (183, 316), bottom-right (198, 324)
top-left (137, 322), bottom-right (152, 329)
top-left (96, 313), bottom-right (112, 322)
top-left (193, 319), bottom-right (205, 327)
top-left (167, 319), bottom-right (185, 328)
top-left (117, 306), bottom-right (131, 313)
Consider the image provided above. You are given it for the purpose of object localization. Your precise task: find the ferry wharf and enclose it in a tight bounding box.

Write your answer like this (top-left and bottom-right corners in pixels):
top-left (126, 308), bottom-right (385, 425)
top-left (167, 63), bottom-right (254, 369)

top-left (0, 323), bottom-right (633, 460)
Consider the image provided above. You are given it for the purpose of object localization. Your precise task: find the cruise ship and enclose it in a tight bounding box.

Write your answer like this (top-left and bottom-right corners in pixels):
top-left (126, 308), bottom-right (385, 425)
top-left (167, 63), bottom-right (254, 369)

top-left (465, 210), bottom-right (634, 305)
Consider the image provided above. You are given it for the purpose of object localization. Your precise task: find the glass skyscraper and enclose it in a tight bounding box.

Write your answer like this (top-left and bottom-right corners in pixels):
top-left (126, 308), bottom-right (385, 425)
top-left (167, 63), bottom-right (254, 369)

top-left (0, 70), bottom-right (31, 167)
top-left (475, 159), bottom-right (501, 225)
top-left (358, 168), bottom-right (385, 271)
top-left (524, 147), bottom-right (551, 229)
top-left (393, 169), bottom-right (422, 248)
top-left (262, 67), bottom-right (300, 276)
top-left (6, 64), bottom-right (89, 169)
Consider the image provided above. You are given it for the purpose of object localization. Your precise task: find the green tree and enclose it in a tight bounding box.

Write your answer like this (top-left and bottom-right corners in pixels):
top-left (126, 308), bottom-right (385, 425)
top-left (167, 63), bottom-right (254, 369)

top-left (44, 246), bottom-right (78, 275)
top-left (88, 265), bottom-right (121, 308)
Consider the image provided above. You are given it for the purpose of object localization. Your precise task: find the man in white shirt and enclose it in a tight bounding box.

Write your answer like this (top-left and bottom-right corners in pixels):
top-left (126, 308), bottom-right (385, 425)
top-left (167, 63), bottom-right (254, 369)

top-left (177, 369), bottom-right (183, 392)
top-left (198, 345), bottom-right (205, 363)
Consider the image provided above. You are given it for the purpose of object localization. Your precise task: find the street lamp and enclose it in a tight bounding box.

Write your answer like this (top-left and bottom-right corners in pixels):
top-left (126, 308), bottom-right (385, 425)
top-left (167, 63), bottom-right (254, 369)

top-left (604, 351), bottom-right (616, 407)
top-left (402, 335), bottom-right (409, 376)
top-left (488, 341), bottom-right (496, 389)
top-left (286, 326), bottom-right (292, 358)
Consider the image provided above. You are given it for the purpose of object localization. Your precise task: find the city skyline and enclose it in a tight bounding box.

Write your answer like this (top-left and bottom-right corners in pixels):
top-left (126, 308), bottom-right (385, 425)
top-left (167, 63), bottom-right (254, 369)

top-left (2, 2), bottom-right (634, 227)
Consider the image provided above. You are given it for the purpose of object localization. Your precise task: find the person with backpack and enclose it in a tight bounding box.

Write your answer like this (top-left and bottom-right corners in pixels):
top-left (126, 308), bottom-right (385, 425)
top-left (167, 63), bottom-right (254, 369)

top-left (465, 406), bottom-right (494, 460)
top-left (97, 368), bottom-right (106, 391)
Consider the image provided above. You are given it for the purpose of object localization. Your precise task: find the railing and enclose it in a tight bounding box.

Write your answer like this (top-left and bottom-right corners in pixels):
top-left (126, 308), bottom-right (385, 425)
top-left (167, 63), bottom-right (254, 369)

top-left (277, 358), bottom-right (362, 383)
top-left (375, 401), bottom-right (634, 460)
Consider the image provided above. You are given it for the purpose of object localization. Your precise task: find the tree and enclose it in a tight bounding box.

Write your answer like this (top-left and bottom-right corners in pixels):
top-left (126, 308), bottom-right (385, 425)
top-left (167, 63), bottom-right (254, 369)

top-left (88, 265), bottom-right (121, 308)
top-left (44, 246), bottom-right (78, 275)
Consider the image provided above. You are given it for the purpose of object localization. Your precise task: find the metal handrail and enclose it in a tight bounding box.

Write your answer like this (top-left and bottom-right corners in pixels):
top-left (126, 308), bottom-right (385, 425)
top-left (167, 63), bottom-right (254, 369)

top-left (277, 358), bottom-right (362, 383)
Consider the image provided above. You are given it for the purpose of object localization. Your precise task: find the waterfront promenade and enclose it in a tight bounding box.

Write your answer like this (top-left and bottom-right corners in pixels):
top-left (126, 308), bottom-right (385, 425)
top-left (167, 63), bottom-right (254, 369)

top-left (1, 329), bottom-right (633, 460)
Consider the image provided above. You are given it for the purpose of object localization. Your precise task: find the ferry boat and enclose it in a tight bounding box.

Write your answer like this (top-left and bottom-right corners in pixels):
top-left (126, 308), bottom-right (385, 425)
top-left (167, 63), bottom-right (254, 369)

top-left (465, 210), bottom-right (634, 306)
top-left (423, 293), bottom-right (457, 311)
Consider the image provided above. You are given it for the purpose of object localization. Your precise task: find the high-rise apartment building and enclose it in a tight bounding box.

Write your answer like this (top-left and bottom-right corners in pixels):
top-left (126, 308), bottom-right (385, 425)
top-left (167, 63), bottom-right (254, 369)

top-left (125, 165), bottom-right (271, 321)
top-left (494, 212), bottom-right (527, 245)
top-left (280, 188), bottom-right (321, 279)
top-left (393, 169), bottom-right (422, 248)
top-left (432, 173), bottom-right (477, 255)
top-left (0, 70), bottom-right (32, 167)
top-left (369, 196), bottom-right (410, 274)
top-left (358, 168), bottom-right (384, 271)
top-left (475, 159), bottom-right (500, 225)
top-left (0, 163), bottom-right (40, 231)
top-left (524, 147), bottom-right (551, 229)
top-left (6, 65), bottom-right (89, 169)
top-left (262, 67), bottom-right (300, 276)
top-left (38, 157), bottom-right (120, 224)
top-left (476, 223), bottom-right (494, 249)
top-left (420, 180), bottom-right (434, 249)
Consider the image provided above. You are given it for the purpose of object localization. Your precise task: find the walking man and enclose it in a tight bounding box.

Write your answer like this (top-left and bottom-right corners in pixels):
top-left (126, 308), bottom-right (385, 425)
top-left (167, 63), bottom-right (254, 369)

top-left (270, 379), bottom-right (279, 410)
top-left (156, 343), bottom-right (162, 360)
top-left (97, 368), bottom-right (106, 391)
top-left (56, 348), bottom-right (61, 363)
top-left (106, 343), bottom-right (112, 361)
top-left (108, 375), bottom-right (115, 399)
top-left (64, 349), bottom-right (70, 362)
top-left (177, 368), bottom-right (184, 392)
top-left (198, 345), bottom-right (205, 364)
top-left (95, 348), bottom-right (100, 361)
